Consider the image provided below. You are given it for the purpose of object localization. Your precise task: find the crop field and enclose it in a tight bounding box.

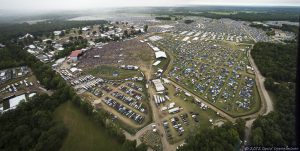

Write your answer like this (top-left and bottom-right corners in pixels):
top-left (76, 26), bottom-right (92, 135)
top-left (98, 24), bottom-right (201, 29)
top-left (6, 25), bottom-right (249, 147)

top-left (152, 33), bottom-right (260, 117)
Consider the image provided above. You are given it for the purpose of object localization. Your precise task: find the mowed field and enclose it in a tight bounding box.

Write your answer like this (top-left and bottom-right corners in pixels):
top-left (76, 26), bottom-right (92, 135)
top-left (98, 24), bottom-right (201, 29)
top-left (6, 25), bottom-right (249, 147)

top-left (54, 101), bottom-right (122, 151)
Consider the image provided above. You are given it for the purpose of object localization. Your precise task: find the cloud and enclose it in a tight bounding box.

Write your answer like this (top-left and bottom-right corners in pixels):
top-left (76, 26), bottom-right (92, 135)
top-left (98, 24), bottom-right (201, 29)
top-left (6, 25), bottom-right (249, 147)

top-left (0, 0), bottom-right (299, 11)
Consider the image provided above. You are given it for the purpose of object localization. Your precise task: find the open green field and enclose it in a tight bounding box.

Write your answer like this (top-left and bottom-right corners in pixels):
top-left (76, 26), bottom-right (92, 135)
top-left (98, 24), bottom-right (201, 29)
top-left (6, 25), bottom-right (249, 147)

top-left (85, 65), bottom-right (140, 80)
top-left (54, 101), bottom-right (122, 151)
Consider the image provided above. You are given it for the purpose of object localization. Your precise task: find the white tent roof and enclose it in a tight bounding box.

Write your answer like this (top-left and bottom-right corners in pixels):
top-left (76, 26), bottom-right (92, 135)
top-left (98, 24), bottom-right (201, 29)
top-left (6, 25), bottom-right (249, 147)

top-left (9, 94), bottom-right (26, 108)
top-left (155, 51), bottom-right (167, 59)
top-left (152, 79), bottom-right (165, 92)
top-left (152, 60), bottom-right (161, 66)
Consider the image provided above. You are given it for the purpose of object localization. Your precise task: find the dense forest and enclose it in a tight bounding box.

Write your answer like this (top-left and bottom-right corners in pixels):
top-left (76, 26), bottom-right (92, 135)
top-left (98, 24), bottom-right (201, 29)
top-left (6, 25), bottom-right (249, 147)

top-left (251, 42), bottom-right (297, 82)
top-left (0, 20), bottom-right (107, 42)
top-left (178, 119), bottom-right (246, 151)
top-left (250, 42), bottom-right (297, 146)
top-left (0, 94), bottom-right (68, 151)
top-left (155, 16), bottom-right (172, 20)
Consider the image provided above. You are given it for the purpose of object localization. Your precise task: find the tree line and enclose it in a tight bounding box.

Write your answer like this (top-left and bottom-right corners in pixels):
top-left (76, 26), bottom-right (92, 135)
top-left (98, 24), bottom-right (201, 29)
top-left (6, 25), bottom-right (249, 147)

top-left (250, 41), bottom-right (297, 146)
top-left (250, 23), bottom-right (299, 37)
top-left (0, 20), bottom-right (108, 42)
top-left (178, 119), bottom-right (246, 151)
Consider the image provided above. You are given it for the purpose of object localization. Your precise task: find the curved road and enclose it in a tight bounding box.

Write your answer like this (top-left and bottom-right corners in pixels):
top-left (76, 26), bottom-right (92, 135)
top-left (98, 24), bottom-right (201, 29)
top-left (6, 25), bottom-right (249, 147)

top-left (244, 46), bottom-right (274, 144)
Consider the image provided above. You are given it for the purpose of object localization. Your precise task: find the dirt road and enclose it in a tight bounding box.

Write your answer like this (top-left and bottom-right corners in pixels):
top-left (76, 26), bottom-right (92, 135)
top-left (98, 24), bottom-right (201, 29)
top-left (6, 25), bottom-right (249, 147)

top-left (243, 46), bottom-right (274, 144)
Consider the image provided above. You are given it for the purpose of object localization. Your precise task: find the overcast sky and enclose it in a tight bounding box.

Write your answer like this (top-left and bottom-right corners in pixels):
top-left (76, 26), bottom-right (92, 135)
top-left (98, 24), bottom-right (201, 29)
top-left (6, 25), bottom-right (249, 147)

top-left (0, 0), bottom-right (299, 11)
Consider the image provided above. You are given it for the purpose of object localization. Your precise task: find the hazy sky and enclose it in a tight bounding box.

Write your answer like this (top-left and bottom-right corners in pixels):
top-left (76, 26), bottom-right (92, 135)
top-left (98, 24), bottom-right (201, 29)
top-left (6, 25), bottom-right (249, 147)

top-left (0, 0), bottom-right (299, 11)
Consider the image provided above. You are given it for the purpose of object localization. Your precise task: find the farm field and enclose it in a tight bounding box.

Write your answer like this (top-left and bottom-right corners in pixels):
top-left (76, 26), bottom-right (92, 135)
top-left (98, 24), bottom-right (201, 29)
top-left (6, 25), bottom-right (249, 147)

top-left (54, 101), bottom-right (122, 151)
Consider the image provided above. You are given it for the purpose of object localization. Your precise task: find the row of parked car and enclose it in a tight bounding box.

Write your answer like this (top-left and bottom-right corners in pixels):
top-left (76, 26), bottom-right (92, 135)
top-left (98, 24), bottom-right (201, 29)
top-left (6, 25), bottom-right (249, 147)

top-left (103, 97), bottom-right (145, 124)
top-left (111, 91), bottom-right (146, 113)
top-left (119, 85), bottom-right (143, 101)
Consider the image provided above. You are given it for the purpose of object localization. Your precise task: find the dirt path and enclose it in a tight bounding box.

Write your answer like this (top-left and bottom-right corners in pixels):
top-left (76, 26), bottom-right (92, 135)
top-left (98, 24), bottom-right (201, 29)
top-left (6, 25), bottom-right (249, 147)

top-left (248, 48), bottom-right (273, 115)
top-left (124, 122), bottom-right (155, 145)
top-left (243, 46), bottom-right (274, 144)
top-left (148, 87), bottom-right (173, 151)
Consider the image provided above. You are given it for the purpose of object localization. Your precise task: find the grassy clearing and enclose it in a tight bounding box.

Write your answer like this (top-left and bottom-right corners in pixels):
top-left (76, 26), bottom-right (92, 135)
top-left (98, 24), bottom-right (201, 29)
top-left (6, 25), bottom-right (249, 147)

top-left (85, 65), bottom-right (140, 80)
top-left (54, 101), bottom-right (122, 151)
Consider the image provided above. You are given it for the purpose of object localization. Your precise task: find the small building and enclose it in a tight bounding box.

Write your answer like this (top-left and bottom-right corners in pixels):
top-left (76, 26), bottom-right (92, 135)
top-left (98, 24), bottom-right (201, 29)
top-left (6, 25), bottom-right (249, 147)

top-left (155, 51), bottom-right (167, 59)
top-left (53, 31), bottom-right (62, 36)
top-left (69, 50), bottom-right (82, 62)
top-left (0, 43), bottom-right (5, 48)
top-left (82, 27), bottom-right (90, 31)
top-left (152, 79), bottom-right (165, 92)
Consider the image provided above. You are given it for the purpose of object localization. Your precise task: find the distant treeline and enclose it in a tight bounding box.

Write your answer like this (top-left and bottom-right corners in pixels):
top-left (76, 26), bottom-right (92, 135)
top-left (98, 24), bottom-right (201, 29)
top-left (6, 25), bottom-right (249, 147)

top-left (172, 12), bottom-right (300, 22)
top-left (0, 20), bottom-right (108, 42)
top-left (155, 16), bottom-right (172, 20)
top-left (250, 23), bottom-right (299, 35)
top-left (250, 42), bottom-right (297, 146)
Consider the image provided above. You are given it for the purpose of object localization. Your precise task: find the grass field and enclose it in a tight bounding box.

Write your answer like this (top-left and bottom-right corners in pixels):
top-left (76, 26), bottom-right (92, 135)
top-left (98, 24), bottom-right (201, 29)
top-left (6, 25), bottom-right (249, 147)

top-left (85, 65), bottom-right (140, 80)
top-left (54, 101), bottom-right (122, 151)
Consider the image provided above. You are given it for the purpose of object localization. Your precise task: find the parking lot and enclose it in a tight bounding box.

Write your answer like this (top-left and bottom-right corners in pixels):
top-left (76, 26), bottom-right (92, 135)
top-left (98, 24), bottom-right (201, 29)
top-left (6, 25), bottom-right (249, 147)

top-left (0, 67), bottom-right (46, 113)
top-left (149, 81), bottom-right (226, 144)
